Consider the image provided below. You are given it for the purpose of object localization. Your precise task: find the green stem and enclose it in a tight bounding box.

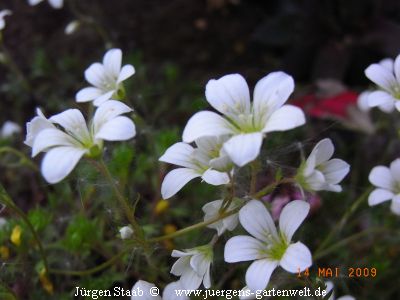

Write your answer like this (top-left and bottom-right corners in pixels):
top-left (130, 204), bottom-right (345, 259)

top-left (315, 187), bottom-right (372, 254)
top-left (314, 227), bottom-right (390, 260)
top-left (49, 249), bottom-right (127, 276)
top-left (148, 206), bottom-right (241, 243)
top-left (0, 147), bottom-right (38, 171)
top-left (0, 185), bottom-right (49, 274)
top-left (252, 178), bottom-right (294, 199)
top-left (250, 160), bottom-right (259, 195)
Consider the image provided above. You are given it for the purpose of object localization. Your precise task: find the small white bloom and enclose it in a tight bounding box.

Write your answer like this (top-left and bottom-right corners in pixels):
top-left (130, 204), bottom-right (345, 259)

top-left (76, 48), bottom-right (135, 106)
top-left (297, 138), bottom-right (350, 192)
top-left (26, 100), bottom-right (136, 183)
top-left (159, 135), bottom-right (232, 199)
top-left (202, 199), bottom-right (241, 236)
top-left (28, 0), bottom-right (64, 9)
top-left (64, 20), bottom-right (80, 35)
top-left (1, 121), bottom-right (21, 138)
top-left (131, 280), bottom-right (188, 300)
top-left (171, 245), bottom-right (213, 290)
top-left (224, 200), bottom-right (312, 291)
top-left (368, 158), bottom-right (400, 215)
top-left (119, 225), bottom-right (133, 239)
top-left (325, 281), bottom-right (355, 300)
top-left (0, 10), bottom-right (12, 31)
top-left (0, 217), bottom-right (7, 230)
top-left (182, 72), bottom-right (305, 167)
top-left (364, 56), bottom-right (400, 112)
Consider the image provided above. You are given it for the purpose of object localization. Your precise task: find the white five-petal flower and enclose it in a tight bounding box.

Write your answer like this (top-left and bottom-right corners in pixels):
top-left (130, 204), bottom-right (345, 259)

top-left (0, 10), bottom-right (12, 31)
top-left (76, 48), bottom-right (135, 106)
top-left (26, 100), bottom-right (136, 183)
top-left (224, 200), bottom-right (312, 291)
top-left (364, 56), bottom-right (400, 112)
top-left (170, 245), bottom-right (213, 290)
top-left (28, 0), bottom-right (64, 9)
top-left (182, 72), bottom-right (305, 167)
top-left (202, 199), bottom-right (241, 236)
top-left (159, 135), bottom-right (232, 199)
top-left (1, 121), bottom-right (21, 138)
top-left (368, 158), bottom-right (400, 215)
top-left (297, 138), bottom-right (350, 192)
top-left (131, 280), bottom-right (188, 300)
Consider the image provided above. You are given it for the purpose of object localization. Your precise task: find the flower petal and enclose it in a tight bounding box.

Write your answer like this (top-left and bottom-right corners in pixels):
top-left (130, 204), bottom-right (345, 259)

top-left (280, 242), bottom-right (312, 273)
top-left (320, 158), bottom-right (350, 184)
top-left (41, 146), bottom-right (86, 184)
top-left (49, 109), bottom-right (90, 142)
top-left (182, 111), bottom-right (234, 143)
top-left (205, 73), bottom-right (251, 115)
top-left (32, 128), bottom-right (75, 157)
top-left (239, 200), bottom-right (278, 241)
top-left (103, 48), bottom-right (122, 78)
top-left (131, 280), bottom-right (162, 300)
top-left (262, 105), bottom-right (305, 133)
top-left (95, 116), bottom-right (136, 141)
top-left (48, 0), bottom-right (63, 9)
top-left (93, 100), bottom-right (133, 131)
top-left (310, 138), bottom-right (335, 165)
top-left (24, 116), bottom-right (54, 147)
top-left (305, 170), bottom-right (325, 191)
top-left (367, 91), bottom-right (396, 107)
top-left (84, 62), bottom-right (107, 88)
top-left (365, 63), bottom-right (397, 91)
top-left (245, 259), bottom-right (278, 291)
top-left (368, 188), bottom-right (394, 206)
top-left (224, 235), bottom-right (265, 262)
top-left (75, 87), bottom-right (103, 102)
top-left (190, 253), bottom-right (208, 277)
top-left (117, 65), bottom-right (135, 83)
top-left (390, 158), bottom-right (400, 182)
top-left (93, 91), bottom-right (115, 106)
top-left (163, 281), bottom-right (189, 300)
top-left (368, 166), bottom-right (394, 190)
top-left (390, 195), bottom-right (400, 215)
top-left (161, 168), bottom-right (200, 199)
top-left (253, 71), bottom-right (294, 118)
top-left (202, 169), bottom-right (230, 185)
top-left (171, 256), bottom-right (190, 276)
top-left (223, 133), bottom-right (263, 167)
top-left (279, 200), bottom-right (310, 242)
top-left (159, 142), bottom-right (195, 169)
top-left (180, 269), bottom-right (203, 290)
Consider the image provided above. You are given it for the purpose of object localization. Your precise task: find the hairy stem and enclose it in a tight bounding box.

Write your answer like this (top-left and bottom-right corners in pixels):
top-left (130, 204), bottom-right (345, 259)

top-left (0, 146), bottom-right (38, 171)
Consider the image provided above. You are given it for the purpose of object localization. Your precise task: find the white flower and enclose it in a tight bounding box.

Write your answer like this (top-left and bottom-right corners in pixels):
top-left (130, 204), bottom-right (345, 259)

top-left (182, 72), bottom-right (305, 167)
top-left (325, 281), bottom-right (355, 300)
top-left (297, 138), bottom-right (350, 192)
top-left (26, 100), bottom-right (136, 183)
top-left (64, 20), bottom-right (80, 35)
top-left (119, 226), bottom-right (133, 239)
top-left (24, 108), bottom-right (55, 147)
top-left (76, 48), bottom-right (135, 106)
top-left (368, 158), bottom-right (400, 215)
top-left (131, 280), bottom-right (188, 300)
top-left (0, 10), bottom-right (12, 31)
top-left (224, 200), bottom-right (312, 291)
top-left (364, 56), bottom-right (400, 112)
top-left (357, 91), bottom-right (394, 113)
top-left (202, 199), bottom-right (241, 236)
top-left (1, 121), bottom-right (21, 138)
top-left (159, 135), bottom-right (232, 199)
top-left (171, 245), bottom-right (213, 290)
top-left (28, 0), bottom-right (63, 9)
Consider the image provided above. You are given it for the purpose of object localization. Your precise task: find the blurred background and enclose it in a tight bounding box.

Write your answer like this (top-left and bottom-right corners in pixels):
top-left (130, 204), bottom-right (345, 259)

top-left (1, 0), bottom-right (400, 299)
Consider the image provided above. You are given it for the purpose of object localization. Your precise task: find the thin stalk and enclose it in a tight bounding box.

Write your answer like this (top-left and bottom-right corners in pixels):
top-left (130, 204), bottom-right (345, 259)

top-left (252, 178), bottom-right (294, 199)
top-left (249, 160), bottom-right (260, 195)
top-left (148, 206), bottom-right (241, 243)
top-left (0, 185), bottom-right (48, 274)
top-left (95, 159), bottom-right (139, 231)
top-left (315, 187), bottom-right (372, 254)
top-left (49, 249), bottom-right (127, 276)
